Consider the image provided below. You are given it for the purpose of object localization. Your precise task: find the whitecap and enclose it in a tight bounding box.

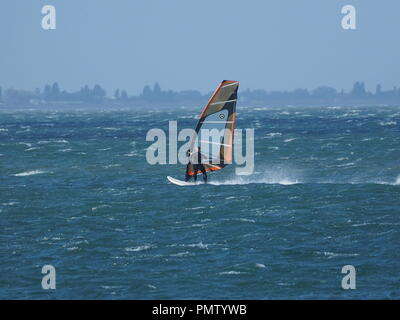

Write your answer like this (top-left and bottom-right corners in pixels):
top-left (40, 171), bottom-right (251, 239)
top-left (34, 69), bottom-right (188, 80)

top-left (265, 132), bottom-right (282, 138)
top-left (170, 251), bottom-right (190, 257)
top-left (210, 175), bottom-right (299, 186)
top-left (379, 121), bottom-right (397, 126)
top-left (327, 106), bottom-right (342, 110)
top-left (352, 222), bottom-right (372, 227)
top-left (38, 139), bottom-right (68, 144)
top-left (125, 245), bottom-right (151, 252)
top-left (219, 271), bottom-right (244, 275)
top-left (253, 107), bottom-right (271, 111)
top-left (317, 251), bottom-right (359, 259)
top-left (277, 282), bottom-right (294, 286)
top-left (146, 284), bottom-right (157, 289)
top-left (371, 176), bottom-right (400, 186)
top-left (192, 223), bottom-right (206, 227)
top-left (103, 164), bottom-right (121, 168)
top-left (101, 285), bottom-right (120, 290)
top-left (237, 218), bottom-right (256, 223)
top-left (91, 204), bottom-right (111, 211)
top-left (14, 170), bottom-right (46, 177)
top-left (103, 127), bottom-right (120, 131)
top-left (18, 142), bottom-right (32, 147)
top-left (2, 202), bottom-right (18, 206)
top-left (124, 152), bottom-right (139, 157)
top-left (187, 242), bottom-right (208, 249)
top-left (327, 162), bottom-right (355, 168)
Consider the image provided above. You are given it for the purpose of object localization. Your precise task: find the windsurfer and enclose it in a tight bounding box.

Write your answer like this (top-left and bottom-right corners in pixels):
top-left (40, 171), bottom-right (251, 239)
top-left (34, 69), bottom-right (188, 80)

top-left (185, 147), bottom-right (207, 183)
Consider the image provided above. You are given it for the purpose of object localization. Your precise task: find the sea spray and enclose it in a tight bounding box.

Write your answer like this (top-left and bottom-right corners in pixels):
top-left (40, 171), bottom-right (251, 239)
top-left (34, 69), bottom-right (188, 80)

top-left (209, 168), bottom-right (301, 185)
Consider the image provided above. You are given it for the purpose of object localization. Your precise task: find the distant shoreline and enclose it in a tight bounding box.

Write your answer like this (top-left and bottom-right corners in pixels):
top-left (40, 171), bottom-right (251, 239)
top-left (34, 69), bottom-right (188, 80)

top-left (1, 81), bottom-right (400, 108)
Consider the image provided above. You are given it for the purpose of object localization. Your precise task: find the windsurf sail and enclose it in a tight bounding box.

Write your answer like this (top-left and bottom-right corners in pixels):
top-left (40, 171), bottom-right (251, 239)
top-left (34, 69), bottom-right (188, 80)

top-left (187, 80), bottom-right (239, 176)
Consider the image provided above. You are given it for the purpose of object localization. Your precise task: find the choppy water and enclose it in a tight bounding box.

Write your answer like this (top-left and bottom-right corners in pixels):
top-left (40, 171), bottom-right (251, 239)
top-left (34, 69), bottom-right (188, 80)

top-left (1, 105), bottom-right (399, 299)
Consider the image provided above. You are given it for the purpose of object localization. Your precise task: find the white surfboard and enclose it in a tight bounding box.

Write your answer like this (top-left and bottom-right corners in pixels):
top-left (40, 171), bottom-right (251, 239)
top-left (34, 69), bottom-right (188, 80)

top-left (167, 176), bottom-right (203, 186)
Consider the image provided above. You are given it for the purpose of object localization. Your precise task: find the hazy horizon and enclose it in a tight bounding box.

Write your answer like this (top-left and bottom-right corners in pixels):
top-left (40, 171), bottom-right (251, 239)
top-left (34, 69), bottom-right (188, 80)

top-left (1, 80), bottom-right (398, 95)
top-left (1, 80), bottom-right (396, 98)
top-left (1, 1), bottom-right (400, 94)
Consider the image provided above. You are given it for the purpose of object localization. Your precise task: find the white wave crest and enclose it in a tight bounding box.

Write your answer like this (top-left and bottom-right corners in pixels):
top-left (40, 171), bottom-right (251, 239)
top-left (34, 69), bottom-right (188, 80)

top-left (186, 242), bottom-right (208, 249)
top-left (125, 245), bottom-right (151, 252)
top-left (219, 271), bottom-right (243, 275)
top-left (379, 121), bottom-right (397, 126)
top-left (373, 175), bottom-right (400, 186)
top-left (14, 170), bottom-right (46, 177)
top-left (265, 132), bottom-right (282, 138)
top-left (38, 139), bottom-right (68, 144)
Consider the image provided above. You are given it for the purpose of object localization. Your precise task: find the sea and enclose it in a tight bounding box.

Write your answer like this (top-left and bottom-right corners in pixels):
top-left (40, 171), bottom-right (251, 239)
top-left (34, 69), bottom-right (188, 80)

top-left (0, 105), bottom-right (399, 299)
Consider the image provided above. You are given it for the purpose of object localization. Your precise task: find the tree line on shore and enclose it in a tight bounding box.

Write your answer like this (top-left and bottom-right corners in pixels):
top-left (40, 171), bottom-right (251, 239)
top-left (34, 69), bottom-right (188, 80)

top-left (1, 81), bottom-right (400, 106)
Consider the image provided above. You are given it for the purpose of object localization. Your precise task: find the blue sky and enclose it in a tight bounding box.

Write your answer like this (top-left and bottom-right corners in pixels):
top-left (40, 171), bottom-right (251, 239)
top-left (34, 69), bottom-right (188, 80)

top-left (1, 0), bottom-right (399, 94)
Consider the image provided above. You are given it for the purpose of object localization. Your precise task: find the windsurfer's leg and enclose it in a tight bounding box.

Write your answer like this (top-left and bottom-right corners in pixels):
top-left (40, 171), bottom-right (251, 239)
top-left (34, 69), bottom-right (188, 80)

top-left (193, 165), bottom-right (198, 182)
top-left (200, 165), bottom-right (207, 182)
top-left (185, 163), bottom-right (192, 181)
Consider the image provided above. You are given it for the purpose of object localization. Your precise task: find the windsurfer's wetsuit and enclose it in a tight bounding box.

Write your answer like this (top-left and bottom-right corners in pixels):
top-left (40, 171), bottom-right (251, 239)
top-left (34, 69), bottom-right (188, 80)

top-left (185, 149), bottom-right (207, 183)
